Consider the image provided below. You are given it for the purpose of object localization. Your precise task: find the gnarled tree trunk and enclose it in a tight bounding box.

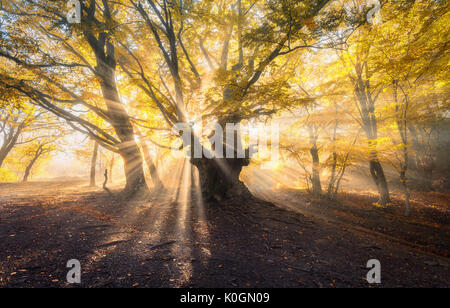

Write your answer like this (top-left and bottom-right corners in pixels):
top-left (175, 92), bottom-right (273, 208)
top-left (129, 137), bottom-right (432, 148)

top-left (192, 157), bottom-right (250, 202)
top-left (191, 115), bottom-right (251, 202)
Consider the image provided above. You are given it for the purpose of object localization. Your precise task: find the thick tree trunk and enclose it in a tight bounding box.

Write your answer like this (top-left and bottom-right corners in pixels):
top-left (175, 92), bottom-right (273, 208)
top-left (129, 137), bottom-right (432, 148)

top-left (192, 157), bottom-right (251, 202)
top-left (191, 115), bottom-right (251, 202)
top-left (85, 19), bottom-right (150, 196)
top-left (90, 142), bottom-right (99, 187)
top-left (96, 60), bottom-right (149, 196)
top-left (310, 146), bottom-right (322, 198)
top-left (121, 145), bottom-right (148, 196)
top-left (370, 160), bottom-right (391, 205)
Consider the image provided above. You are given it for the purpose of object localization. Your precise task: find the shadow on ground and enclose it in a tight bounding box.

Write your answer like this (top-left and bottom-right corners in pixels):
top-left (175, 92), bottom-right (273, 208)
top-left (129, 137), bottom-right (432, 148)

top-left (0, 180), bottom-right (448, 288)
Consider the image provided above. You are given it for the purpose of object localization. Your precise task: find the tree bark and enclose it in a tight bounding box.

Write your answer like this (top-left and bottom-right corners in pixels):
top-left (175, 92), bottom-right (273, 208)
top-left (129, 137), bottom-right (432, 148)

top-left (327, 152), bottom-right (338, 198)
top-left (95, 56), bottom-right (149, 196)
top-left (307, 124), bottom-right (322, 198)
top-left (90, 142), bottom-right (99, 187)
top-left (327, 105), bottom-right (339, 199)
top-left (0, 149), bottom-right (7, 169)
top-left (370, 160), bottom-right (391, 205)
top-left (23, 159), bottom-right (36, 182)
top-left (0, 124), bottom-right (24, 168)
top-left (23, 145), bottom-right (45, 183)
top-left (393, 82), bottom-right (411, 215)
top-left (400, 171), bottom-right (411, 216)
top-left (352, 62), bottom-right (391, 205)
top-left (192, 157), bottom-right (251, 202)
top-left (23, 156), bottom-right (38, 182)
top-left (310, 145), bottom-right (322, 198)
top-left (83, 3), bottom-right (149, 196)
top-left (191, 116), bottom-right (251, 202)
top-left (120, 146), bottom-right (148, 196)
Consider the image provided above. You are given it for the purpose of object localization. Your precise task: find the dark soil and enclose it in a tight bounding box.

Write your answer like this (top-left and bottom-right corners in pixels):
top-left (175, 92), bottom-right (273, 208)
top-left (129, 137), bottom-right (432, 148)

top-left (260, 188), bottom-right (450, 257)
top-left (0, 181), bottom-right (448, 288)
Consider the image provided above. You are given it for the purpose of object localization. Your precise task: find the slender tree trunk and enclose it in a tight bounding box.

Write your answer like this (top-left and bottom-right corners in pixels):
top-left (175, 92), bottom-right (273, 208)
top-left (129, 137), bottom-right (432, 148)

top-left (328, 104), bottom-right (339, 199)
top-left (23, 162), bottom-right (34, 182)
top-left (23, 145), bottom-right (45, 183)
top-left (310, 145), bottom-right (322, 198)
top-left (400, 170), bottom-right (411, 216)
top-left (353, 66), bottom-right (391, 205)
top-left (23, 157), bottom-right (38, 182)
top-left (370, 159), bottom-right (391, 205)
top-left (328, 152), bottom-right (338, 198)
top-left (308, 125), bottom-right (322, 198)
top-left (90, 142), bottom-right (99, 187)
top-left (334, 165), bottom-right (347, 200)
top-left (394, 83), bottom-right (411, 215)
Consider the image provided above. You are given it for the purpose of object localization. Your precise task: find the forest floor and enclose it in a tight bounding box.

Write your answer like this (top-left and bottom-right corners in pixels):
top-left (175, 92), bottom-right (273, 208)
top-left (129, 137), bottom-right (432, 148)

top-left (0, 180), bottom-right (448, 288)
top-left (254, 187), bottom-right (450, 258)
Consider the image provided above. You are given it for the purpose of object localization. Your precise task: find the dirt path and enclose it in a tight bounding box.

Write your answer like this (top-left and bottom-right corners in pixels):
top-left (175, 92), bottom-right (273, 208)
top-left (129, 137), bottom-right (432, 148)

top-left (0, 181), bottom-right (448, 288)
